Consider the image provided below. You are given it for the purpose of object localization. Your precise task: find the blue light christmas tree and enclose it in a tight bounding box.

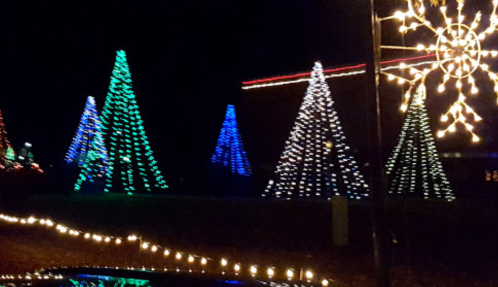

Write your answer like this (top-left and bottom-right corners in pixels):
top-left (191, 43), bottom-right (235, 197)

top-left (74, 122), bottom-right (109, 191)
top-left (66, 96), bottom-right (108, 166)
top-left (75, 50), bottom-right (168, 194)
top-left (211, 104), bottom-right (251, 176)
top-left (264, 62), bottom-right (369, 200)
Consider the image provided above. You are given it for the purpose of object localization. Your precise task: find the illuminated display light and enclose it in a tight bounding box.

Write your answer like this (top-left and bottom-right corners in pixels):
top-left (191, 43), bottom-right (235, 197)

top-left (0, 107), bottom-right (12, 163)
top-left (264, 62), bottom-right (369, 200)
top-left (242, 54), bottom-right (438, 85)
top-left (75, 50), bottom-right (168, 193)
top-left (386, 84), bottom-right (454, 201)
top-left (5, 146), bottom-right (15, 161)
top-left (66, 96), bottom-right (109, 170)
top-left (211, 105), bottom-right (252, 176)
top-left (0, 212), bottom-right (332, 284)
top-left (382, 0), bottom-right (498, 142)
top-left (0, 266), bottom-right (327, 287)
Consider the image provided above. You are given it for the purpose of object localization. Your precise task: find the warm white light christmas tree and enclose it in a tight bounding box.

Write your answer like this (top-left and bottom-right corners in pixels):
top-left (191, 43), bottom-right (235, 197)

top-left (263, 62), bottom-right (369, 200)
top-left (386, 84), bottom-right (455, 201)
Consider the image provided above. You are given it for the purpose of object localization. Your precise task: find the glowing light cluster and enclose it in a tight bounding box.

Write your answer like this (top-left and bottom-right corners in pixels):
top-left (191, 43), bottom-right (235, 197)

top-left (382, 0), bottom-right (498, 141)
top-left (66, 96), bottom-right (109, 170)
top-left (264, 62), bottom-right (369, 200)
top-left (0, 212), bottom-right (329, 285)
top-left (211, 104), bottom-right (252, 176)
top-left (0, 107), bottom-right (12, 164)
top-left (241, 54), bottom-right (439, 90)
top-left (0, 273), bottom-right (63, 281)
top-left (1, 266), bottom-right (329, 287)
top-left (386, 84), bottom-right (454, 201)
top-left (75, 50), bottom-right (168, 194)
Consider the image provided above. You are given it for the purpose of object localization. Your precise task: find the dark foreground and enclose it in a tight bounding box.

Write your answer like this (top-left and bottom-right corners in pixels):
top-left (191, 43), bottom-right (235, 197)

top-left (1, 194), bottom-right (497, 287)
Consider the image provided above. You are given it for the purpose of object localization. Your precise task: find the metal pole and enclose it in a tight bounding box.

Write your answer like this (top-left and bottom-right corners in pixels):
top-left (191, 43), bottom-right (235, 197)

top-left (365, 0), bottom-right (391, 286)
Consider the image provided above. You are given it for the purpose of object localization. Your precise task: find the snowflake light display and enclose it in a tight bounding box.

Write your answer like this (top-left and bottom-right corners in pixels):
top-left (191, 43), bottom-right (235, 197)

top-left (382, 0), bottom-right (498, 142)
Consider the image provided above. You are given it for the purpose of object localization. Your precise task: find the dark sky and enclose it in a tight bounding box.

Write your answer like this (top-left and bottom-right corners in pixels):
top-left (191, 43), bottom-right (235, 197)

top-left (0, 0), bottom-right (497, 185)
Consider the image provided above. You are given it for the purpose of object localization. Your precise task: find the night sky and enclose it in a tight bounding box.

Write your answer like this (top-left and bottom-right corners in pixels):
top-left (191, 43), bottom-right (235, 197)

top-left (0, 0), bottom-right (497, 188)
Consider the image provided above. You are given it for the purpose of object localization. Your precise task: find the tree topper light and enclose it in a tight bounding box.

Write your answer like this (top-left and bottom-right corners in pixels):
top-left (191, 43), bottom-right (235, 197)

top-left (381, 0), bottom-right (498, 142)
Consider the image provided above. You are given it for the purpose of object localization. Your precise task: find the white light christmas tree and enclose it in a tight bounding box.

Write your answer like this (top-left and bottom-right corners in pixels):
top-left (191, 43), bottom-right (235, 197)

top-left (263, 62), bottom-right (369, 200)
top-left (386, 84), bottom-right (455, 201)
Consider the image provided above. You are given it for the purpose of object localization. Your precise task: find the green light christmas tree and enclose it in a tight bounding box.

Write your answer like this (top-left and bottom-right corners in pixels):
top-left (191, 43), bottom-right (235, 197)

top-left (386, 84), bottom-right (454, 201)
top-left (75, 50), bottom-right (168, 194)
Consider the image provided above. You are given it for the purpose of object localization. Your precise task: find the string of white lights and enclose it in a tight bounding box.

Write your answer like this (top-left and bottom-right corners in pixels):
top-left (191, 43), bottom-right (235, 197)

top-left (0, 213), bottom-right (329, 285)
top-left (242, 60), bottom-right (440, 90)
top-left (0, 265), bottom-right (331, 287)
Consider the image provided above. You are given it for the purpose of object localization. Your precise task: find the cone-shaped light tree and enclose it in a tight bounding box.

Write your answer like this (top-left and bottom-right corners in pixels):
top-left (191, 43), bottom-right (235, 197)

top-left (211, 104), bottom-right (251, 176)
top-left (66, 96), bottom-right (108, 167)
top-left (0, 108), bottom-right (12, 162)
top-left (264, 62), bottom-right (369, 200)
top-left (74, 121), bottom-right (109, 191)
top-left (386, 84), bottom-right (454, 201)
top-left (75, 50), bottom-right (168, 194)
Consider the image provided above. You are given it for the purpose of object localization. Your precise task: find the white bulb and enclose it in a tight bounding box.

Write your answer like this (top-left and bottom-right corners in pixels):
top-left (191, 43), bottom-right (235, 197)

top-left (287, 269), bottom-right (294, 278)
top-left (267, 268), bottom-right (274, 277)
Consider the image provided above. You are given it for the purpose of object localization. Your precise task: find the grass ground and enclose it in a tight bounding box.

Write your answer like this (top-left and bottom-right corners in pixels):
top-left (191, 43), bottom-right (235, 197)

top-left (1, 193), bottom-right (498, 286)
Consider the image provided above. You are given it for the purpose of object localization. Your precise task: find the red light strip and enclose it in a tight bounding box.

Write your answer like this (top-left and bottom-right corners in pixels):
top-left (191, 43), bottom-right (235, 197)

top-left (242, 54), bottom-right (438, 85)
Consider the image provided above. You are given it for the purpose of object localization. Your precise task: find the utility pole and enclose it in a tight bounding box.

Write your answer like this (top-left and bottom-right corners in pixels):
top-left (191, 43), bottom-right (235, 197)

top-left (365, 0), bottom-right (391, 286)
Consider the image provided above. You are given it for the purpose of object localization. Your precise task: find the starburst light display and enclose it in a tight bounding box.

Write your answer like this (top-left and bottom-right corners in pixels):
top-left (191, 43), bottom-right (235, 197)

top-left (382, 0), bottom-right (498, 142)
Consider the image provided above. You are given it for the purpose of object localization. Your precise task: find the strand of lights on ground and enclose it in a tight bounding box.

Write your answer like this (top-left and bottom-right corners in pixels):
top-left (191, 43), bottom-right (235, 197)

top-left (264, 62), bottom-right (369, 200)
top-left (211, 104), bottom-right (252, 176)
top-left (380, 0), bottom-right (498, 141)
top-left (66, 96), bottom-right (109, 171)
top-left (75, 50), bottom-right (168, 194)
top-left (0, 213), bottom-right (330, 286)
top-left (0, 273), bottom-right (63, 281)
top-left (385, 83), bottom-right (455, 201)
top-left (0, 266), bottom-right (332, 287)
top-left (242, 58), bottom-right (441, 90)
